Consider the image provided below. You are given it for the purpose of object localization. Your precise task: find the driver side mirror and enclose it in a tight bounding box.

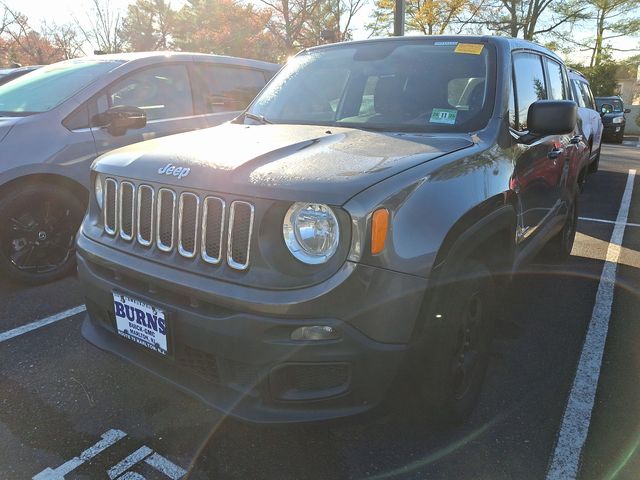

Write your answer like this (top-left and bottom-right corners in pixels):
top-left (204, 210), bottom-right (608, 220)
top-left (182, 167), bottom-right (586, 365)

top-left (624, 108), bottom-right (631, 114)
top-left (91, 105), bottom-right (147, 136)
top-left (526, 100), bottom-right (577, 137)
top-left (600, 103), bottom-right (613, 116)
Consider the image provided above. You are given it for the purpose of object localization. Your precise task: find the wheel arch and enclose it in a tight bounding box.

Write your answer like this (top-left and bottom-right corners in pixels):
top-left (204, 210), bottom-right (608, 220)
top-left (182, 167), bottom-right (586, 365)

top-left (430, 195), bottom-right (517, 286)
top-left (0, 173), bottom-right (89, 205)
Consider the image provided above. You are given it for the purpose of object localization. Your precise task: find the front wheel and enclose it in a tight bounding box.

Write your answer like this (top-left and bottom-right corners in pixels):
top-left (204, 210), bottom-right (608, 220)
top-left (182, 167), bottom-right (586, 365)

top-left (0, 183), bottom-right (85, 285)
top-left (413, 261), bottom-right (496, 424)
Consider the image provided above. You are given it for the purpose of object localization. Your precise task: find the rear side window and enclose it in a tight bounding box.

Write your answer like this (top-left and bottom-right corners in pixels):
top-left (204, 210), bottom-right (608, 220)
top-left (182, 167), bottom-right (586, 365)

top-left (582, 82), bottom-right (596, 110)
top-left (571, 79), bottom-right (595, 109)
top-left (512, 52), bottom-right (547, 131)
top-left (196, 65), bottom-right (268, 113)
top-left (108, 64), bottom-right (193, 121)
top-left (545, 58), bottom-right (567, 100)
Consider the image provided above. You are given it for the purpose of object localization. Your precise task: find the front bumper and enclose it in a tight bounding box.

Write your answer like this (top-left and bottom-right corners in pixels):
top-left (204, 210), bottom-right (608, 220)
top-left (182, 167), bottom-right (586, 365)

top-left (77, 233), bottom-right (427, 423)
top-left (602, 123), bottom-right (624, 138)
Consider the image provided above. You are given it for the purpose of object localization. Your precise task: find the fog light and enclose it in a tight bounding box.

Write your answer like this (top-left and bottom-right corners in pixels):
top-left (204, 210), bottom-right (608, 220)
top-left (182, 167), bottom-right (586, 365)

top-left (291, 325), bottom-right (340, 341)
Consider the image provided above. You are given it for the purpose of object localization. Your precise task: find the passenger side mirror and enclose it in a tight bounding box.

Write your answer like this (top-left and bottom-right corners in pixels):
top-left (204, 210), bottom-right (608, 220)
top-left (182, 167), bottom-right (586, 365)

top-left (91, 105), bottom-right (147, 136)
top-left (527, 100), bottom-right (577, 136)
top-left (624, 108), bottom-right (631, 114)
top-left (600, 103), bottom-right (613, 115)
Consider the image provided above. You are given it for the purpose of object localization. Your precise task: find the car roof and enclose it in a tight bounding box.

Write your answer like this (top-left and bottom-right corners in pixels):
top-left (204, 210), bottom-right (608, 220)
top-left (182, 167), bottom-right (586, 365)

top-left (305, 35), bottom-right (563, 62)
top-left (78, 51), bottom-right (279, 71)
top-left (568, 69), bottom-right (588, 80)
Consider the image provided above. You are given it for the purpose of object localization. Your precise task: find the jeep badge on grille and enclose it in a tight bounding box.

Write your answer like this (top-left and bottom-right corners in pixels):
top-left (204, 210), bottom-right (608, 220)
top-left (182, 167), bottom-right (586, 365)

top-left (158, 163), bottom-right (191, 179)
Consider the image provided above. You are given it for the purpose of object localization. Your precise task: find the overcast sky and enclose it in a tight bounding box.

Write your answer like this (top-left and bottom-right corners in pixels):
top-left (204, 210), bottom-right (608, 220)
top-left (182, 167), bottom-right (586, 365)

top-left (4, 0), bottom-right (638, 65)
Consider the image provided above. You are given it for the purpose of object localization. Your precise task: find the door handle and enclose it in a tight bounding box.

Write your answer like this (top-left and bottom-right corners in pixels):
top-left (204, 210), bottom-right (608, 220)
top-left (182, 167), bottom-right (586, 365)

top-left (570, 135), bottom-right (583, 145)
top-left (548, 148), bottom-right (564, 159)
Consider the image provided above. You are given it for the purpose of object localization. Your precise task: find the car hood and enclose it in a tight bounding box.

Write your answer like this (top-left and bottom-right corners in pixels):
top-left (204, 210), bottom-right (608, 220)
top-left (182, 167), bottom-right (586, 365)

top-left (0, 116), bottom-right (22, 143)
top-left (94, 123), bottom-right (474, 204)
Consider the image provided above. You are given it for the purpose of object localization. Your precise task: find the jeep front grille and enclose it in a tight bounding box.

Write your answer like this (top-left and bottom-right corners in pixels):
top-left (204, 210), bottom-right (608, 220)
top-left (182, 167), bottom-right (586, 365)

top-left (137, 185), bottom-right (154, 246)
top-left (104, 178), bottom-right (118, 235)
top-left (119, 181), bottom-right (135, 241)
top-left (228, 201), bottom-right (254, 270)
top-left (178, 192), bottom-right (199, 258)
top-left (101, 178), bottom-right (254, 270)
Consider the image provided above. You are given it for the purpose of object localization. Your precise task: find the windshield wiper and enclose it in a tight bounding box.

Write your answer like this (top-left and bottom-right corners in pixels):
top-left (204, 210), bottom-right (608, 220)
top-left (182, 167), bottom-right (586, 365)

top-left (243, 112), bottom-right (272, 125)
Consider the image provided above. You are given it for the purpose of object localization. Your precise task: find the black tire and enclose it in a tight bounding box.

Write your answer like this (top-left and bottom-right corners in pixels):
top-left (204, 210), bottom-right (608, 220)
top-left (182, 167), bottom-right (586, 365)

top-left (0, 183), bottom-right (85, 285)
top-left (413, 261), bottom-right (496, 424)
top-left (614, 134), bottom-right (624, 144)
top-left (541, 196), bottom-right (578, 263)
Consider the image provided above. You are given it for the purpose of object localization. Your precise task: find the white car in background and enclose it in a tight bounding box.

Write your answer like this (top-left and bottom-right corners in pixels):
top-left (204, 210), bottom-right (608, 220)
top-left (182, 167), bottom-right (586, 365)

top-left (568, 69), bottom-right (603, 184)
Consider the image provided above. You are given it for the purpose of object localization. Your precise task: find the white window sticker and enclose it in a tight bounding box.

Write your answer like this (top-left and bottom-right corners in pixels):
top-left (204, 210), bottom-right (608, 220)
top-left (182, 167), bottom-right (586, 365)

top-left (430, 108), bottom-right (458, 125)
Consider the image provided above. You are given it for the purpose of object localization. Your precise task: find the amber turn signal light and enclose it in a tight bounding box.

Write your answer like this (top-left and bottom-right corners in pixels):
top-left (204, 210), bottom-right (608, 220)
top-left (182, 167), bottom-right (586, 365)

top-left (371, 208), bottom-right (389, 255)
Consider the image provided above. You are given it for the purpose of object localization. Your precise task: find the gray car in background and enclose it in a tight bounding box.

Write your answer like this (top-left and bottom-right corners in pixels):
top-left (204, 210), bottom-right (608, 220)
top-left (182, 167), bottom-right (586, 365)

top-left (0, 52), bottom-right (278, 284)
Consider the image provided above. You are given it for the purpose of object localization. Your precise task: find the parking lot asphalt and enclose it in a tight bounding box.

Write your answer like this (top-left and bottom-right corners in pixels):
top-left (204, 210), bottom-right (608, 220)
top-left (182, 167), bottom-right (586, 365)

top-left (1, 143), bottom-right (640, 480)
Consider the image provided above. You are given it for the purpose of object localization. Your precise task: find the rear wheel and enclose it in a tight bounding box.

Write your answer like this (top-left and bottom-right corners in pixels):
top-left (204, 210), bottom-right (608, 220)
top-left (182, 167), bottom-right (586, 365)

top-left (414, 261), bottom-right (495, 424)
top-left (0, 183), bottom-right (85, 285)
top-left (541, 196), bottom-right (578, 263)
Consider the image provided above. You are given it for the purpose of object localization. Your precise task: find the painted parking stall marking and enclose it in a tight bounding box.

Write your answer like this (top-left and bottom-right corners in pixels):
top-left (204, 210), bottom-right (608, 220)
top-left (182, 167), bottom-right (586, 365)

top-left (547, 169), bottom-right (637, 480)
top-left (579, 216), bottom-right (640, 228)
top-left (0, 305), bottom-right (86, 343)
top-left (33, 429), bottom-right (187, 479)
top-left (33, 429), bottom-right (126, 479)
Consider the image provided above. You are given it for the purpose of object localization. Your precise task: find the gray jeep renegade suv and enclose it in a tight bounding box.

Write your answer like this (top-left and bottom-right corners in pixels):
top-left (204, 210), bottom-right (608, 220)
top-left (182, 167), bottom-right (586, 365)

top-left (77, 36), bottom-right (585, 423)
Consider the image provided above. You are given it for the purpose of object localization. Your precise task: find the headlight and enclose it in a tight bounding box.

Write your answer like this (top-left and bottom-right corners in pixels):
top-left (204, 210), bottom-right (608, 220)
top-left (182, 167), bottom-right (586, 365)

top-left (94, 173), bottom-right (104, 210)
top-left (283, 203), bottom-right (340, 264)
top-left (612, 116), bottom-right (624, 124)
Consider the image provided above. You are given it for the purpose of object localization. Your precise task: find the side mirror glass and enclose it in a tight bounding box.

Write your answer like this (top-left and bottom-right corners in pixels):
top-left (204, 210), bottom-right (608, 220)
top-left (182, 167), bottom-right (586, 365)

top-left (91, 105), bottom-right (147, 136)
top-left (526, 100), bottom-right (577, 137)
top-left (600, 103), bottom-right (613, 115)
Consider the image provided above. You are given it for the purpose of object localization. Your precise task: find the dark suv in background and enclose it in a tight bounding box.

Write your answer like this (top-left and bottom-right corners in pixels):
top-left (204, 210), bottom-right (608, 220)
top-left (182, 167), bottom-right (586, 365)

top-left (0, 53), bottom-right (278, 284)
top-left (77, 36), bottom-right (585, 424)
top-left (595, 95), bottom-right (630, 143)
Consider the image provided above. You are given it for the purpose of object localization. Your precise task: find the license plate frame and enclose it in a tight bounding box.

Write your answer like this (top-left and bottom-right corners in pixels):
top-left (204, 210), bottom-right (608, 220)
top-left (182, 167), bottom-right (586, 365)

top-left (112, 291), bottom-right (170, 356)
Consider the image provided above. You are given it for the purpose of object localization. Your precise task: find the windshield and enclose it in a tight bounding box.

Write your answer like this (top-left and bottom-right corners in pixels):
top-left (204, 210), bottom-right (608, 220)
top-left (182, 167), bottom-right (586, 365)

top-left (0, 59), bottom-right (124, 115)
top-left (248, 40), bottom-right (495, 133)
top-left (596, 98), bottom-right (623, 112)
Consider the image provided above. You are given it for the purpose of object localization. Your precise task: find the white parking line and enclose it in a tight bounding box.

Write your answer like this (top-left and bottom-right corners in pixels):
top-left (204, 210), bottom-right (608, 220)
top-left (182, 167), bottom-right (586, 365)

top-left (33, 429), bottom-right (127, 479)
top-left (547, 169), bottom-right (636, 480)
top-left (579, 216), bottom-right (640, 228)
top-left (145, 452), bottom-right (188, 480)
top-left (108, 446), bottom-right (153, 479)
top-left (0, 305), bottom-right (86, 343)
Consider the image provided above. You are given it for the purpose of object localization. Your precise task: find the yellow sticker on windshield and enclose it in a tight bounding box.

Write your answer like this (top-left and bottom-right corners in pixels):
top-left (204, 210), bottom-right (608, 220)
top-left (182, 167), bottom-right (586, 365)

top-left (455, 43), bottom-right (484, 55)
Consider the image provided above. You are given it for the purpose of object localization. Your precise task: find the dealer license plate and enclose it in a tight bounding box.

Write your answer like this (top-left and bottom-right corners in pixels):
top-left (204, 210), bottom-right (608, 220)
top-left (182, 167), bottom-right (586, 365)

top-left (113, 292), bottom-right (169, 355)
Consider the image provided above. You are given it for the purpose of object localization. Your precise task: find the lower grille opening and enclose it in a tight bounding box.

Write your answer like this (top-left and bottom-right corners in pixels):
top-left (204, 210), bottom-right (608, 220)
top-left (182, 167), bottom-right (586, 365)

top-left (270, 363), bottom-right (350, 401)
top-left (176, 345), bottom-right (220, 383)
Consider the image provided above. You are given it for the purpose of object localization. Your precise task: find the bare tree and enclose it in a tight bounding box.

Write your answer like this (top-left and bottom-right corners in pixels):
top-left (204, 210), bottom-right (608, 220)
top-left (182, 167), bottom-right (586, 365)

top-left (46, 23), bottom-right (85, 59)
top-left (258, 0), bottom-right (324, 53)
top-left (481, 0), bottom-right (588, 40)
top-left (75, 0), bottom-right (124, 53)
